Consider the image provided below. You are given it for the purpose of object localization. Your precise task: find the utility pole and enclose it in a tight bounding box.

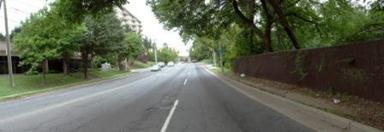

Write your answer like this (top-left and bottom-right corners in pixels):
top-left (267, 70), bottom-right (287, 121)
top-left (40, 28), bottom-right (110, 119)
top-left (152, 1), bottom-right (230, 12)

top-left (2, 0), bottom-right (15, 87)
top-left (154, 43), bottom-right (158, 64)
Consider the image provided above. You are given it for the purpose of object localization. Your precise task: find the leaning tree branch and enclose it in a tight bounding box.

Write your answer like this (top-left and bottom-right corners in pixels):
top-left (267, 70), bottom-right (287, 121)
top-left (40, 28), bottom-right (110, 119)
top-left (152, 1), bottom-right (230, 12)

top-left (232, 0), bottom-right (263, 37)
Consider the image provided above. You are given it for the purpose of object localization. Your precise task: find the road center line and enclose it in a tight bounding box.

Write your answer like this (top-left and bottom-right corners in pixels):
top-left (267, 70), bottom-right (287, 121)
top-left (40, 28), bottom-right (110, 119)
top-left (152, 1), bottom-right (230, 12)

top-left (183, 78), bottom-right (188, 86)
top-left (160, 99), bottom-right (179, 132)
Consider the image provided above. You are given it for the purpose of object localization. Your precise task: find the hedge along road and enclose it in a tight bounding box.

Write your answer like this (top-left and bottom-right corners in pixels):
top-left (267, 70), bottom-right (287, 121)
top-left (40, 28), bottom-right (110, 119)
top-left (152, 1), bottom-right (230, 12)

top-left (0, 63), bottom-right (311, 132)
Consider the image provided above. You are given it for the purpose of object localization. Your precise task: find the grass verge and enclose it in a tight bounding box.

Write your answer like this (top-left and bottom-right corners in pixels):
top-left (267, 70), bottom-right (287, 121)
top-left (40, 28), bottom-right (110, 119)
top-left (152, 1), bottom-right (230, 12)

top-left (0, 69), bottom-right (131, 101)
top-left (130, 61), bottom-right (155, 69)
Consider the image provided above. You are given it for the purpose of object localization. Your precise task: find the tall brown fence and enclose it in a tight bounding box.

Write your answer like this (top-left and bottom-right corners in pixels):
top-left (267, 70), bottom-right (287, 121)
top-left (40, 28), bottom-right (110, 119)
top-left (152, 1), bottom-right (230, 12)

top-left (234, 40), bottom-right (384, 102)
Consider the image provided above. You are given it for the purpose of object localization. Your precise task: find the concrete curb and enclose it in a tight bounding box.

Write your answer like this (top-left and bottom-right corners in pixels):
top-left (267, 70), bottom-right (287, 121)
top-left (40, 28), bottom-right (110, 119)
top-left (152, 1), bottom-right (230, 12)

top-left (202, 65), bottom-right (382, 132)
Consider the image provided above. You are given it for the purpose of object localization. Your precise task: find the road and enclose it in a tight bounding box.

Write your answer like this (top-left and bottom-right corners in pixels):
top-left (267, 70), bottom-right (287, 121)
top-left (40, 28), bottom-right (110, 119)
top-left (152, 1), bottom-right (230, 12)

top-left (0, 63), bottom-right (313, 132)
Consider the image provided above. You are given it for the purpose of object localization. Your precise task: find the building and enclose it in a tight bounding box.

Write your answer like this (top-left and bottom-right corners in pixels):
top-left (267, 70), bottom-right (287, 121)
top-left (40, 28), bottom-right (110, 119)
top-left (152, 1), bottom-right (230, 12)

top-left (0, 41), bottom-right (6, 56)
top-left (0, 41), bottom-right (26, 74)
top-left (0, 41), bottom-right (80, 74)
top-left (115, 7), bottom-right (143, 34)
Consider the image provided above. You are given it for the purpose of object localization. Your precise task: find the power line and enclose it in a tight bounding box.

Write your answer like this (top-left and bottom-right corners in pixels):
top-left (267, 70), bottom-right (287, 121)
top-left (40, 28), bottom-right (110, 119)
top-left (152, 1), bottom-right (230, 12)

top-left (10, 0), bottom-right (43, 9)
top-left (0, 0), bottom-right (45, 31)
top-left (10, 7), bottom-right (30, 15)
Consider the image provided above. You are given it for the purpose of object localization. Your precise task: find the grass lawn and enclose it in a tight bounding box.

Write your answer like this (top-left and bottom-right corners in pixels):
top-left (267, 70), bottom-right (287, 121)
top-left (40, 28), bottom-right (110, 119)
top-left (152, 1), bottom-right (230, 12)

top-left (0, 69), bottom-right (130, 100)
top-left (209, 65), bottom-right (233, 76)
top-left (130, 61), bottom-right (155, 69)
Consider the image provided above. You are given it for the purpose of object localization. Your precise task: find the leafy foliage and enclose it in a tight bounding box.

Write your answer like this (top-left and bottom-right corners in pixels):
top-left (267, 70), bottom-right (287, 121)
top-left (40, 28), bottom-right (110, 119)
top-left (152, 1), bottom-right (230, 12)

top-left (157, 46), bottom-right (178, 63)
top-left (13, 9), bottom-right (61, 72)
top-left (148, 44), bottom-right (178, 63)
top-left (56, 0), bottom-right (129, 22)
top-left (150, 0), bottom-right (384, 69)
top-left (118, 32), bottom-right (144, 60)
top-left (12, 0), bottom-right (147, 80)
top-left (0, 34), bottom-right (5, 41)
top-left (82, 12), bottom-right (125, 57)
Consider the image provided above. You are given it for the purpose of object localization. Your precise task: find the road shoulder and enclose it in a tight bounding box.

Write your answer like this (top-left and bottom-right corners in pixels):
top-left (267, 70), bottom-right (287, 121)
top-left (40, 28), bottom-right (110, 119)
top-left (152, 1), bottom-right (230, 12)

top-left (201, 65), bottom-right (383, 132)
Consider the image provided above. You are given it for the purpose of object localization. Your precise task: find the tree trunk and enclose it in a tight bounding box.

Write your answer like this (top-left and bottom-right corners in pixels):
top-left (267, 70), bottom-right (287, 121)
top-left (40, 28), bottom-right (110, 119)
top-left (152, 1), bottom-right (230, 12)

top-left (127, 58), bottom-right (133, 71)
top-left (63, 60), bottom-right (68, 75)
top-left (90, 54), bottom-right (94, 69)
top-left (81, 49), bottom-right (89, 80)
top-left (42, 59), bottom-right (49, 84)
top-left (232, 0), bottom-right (263, 38)
top-left (124, 58), bottom-right (129, 71)
top-left (260, 0), bottom-right (273, 52)
top-left (264, 20), bottom-right (273, 52)
top-left (269, 0), bottom-right (300, 49)
top-left (117, 55), bottom-right (125, 71)
top-left (63, 52), bottom-right (69, 75)
top-left (212, 49), bottom-right (217, 67)
top-left (130, 57), bottom-right (136, 66)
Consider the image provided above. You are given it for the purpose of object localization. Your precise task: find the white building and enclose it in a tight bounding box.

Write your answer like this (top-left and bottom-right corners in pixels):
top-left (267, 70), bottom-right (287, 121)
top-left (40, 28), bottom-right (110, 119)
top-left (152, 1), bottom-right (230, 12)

top-left (115, 7), bottom-right (143, 34)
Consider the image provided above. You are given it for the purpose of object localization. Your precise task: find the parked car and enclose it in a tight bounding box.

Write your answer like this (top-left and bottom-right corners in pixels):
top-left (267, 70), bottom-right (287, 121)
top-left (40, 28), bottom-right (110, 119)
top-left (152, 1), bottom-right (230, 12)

top-left (150, 65), bottom-right (161, 72)
top-left (158, 62), bottom-right (166, 67)
top-left (167, 61), bottom-right (175, 67)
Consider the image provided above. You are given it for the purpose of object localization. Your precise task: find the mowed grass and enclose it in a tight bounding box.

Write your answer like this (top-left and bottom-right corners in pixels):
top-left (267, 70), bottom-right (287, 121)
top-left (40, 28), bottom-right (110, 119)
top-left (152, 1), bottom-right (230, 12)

top-left (0, 69), bottom-right (129, 99)
top-left (130, 61), bottom-right (155, 69)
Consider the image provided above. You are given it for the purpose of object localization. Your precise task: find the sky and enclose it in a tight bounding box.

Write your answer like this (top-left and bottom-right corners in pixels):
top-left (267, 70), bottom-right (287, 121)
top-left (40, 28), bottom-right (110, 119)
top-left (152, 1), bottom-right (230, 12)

top-left (124, 0), bottom-right (191, 57)
top-left (0, 0), bottom-right (191, 57)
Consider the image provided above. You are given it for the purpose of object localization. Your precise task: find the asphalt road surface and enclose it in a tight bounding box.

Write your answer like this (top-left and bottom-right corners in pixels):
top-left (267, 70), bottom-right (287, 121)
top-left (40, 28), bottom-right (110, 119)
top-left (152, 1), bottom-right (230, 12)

top-left (0, 64), bottom-right (313, 132)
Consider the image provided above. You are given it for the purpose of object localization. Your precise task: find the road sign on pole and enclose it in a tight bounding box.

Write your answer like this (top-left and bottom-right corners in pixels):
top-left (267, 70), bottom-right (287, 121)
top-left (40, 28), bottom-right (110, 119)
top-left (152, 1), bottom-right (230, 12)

top-left (2, 0), bottom-right (15, 88)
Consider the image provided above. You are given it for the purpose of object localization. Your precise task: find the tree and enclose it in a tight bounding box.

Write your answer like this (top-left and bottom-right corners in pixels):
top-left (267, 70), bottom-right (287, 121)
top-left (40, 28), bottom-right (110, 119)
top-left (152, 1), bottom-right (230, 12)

top-left (189, 41), bottom-right (211, 61)
top-left (45, 5), bottom-right (85, 74)
top-left (148, 0), bottom-right (317, 52)
top-left (0, 33), bottom-right (5, 41)
top-left (13, 4), bottom-right (88, 77)
top-left (80, 12), bottom-right (125, 79)
top-left (13, 9), bottom-right (60, 81)
top-left (347, 0), bottom-right (384, 41)
top-left (10, 27), bottom-right (22, 40)
top-left (56, 0), bottom-right (129, 22)
top-left (116, 32), bottom-right (144, 71)
top-left (142, 37), bottom-right (154, 54)
top-left (157, 45), bottom-right (178, 63)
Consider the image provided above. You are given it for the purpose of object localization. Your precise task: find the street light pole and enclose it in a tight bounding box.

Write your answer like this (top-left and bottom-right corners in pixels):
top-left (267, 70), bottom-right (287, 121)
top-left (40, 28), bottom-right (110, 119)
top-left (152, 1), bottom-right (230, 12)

top-left (2, 0), bottom-right (15, 87)
top-left (154, 43), bottom-right (158, 64)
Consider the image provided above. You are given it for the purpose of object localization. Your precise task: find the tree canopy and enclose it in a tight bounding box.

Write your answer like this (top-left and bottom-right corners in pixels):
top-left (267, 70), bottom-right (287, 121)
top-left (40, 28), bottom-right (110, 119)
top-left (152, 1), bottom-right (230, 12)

top-left (12, 0), bottom-right (149, 80)
top-left (56, 0), bottom-right (129, 22)
top-left (157, 45), bottom-right (178, 63)
top-left (150, 0), bottom-right (384, 68)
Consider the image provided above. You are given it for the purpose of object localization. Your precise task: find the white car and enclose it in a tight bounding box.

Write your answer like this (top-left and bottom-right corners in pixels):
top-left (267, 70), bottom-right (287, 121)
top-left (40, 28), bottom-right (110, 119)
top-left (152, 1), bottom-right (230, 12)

top-left (167, 61), bottom-right (175, 67)
top-left (150, 65), bottom-right (161, 72)
top-left (158, 62), bottom-right (166, 67)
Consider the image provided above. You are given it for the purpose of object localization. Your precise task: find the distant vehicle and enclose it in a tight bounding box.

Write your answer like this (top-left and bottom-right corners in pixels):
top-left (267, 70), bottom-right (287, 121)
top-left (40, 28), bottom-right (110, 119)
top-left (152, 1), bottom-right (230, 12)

top-left (158, 62), bottom-right (166, 67)
top-left (150, 65), bottom-right (161, 72)
top-left (167, 61), bottom-right (175, 67)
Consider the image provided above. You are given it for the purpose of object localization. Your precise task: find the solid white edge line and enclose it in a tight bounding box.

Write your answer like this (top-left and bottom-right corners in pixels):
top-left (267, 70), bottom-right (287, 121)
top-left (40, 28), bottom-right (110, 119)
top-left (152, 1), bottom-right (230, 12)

top-left (160, 99), bottom-right (179, 132)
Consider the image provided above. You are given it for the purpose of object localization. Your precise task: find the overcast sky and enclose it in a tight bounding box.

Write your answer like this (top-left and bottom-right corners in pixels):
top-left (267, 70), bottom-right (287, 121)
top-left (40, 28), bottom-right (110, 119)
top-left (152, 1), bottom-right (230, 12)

top-left (0, 0), bottom-right (191, 56)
